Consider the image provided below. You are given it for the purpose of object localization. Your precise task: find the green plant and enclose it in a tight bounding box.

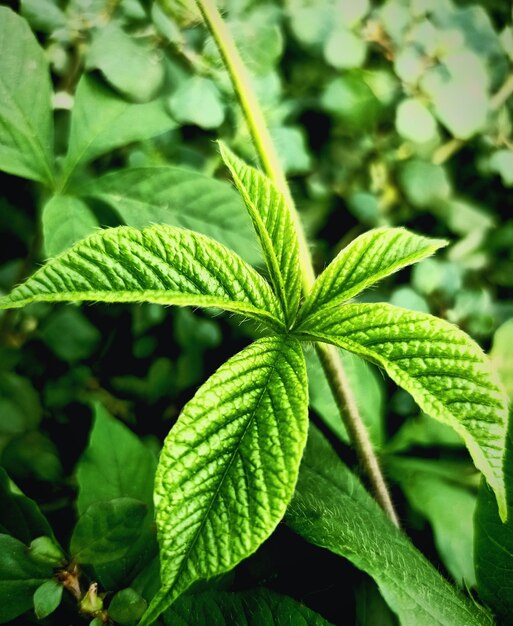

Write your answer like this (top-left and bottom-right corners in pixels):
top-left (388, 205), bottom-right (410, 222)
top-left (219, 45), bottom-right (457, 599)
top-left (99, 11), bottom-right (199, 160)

top-left (1, 1), bottom-right (512, 625)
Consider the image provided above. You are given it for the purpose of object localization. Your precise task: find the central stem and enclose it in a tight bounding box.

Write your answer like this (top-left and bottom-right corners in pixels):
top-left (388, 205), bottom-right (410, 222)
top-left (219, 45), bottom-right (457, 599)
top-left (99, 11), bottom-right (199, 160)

top-left (195, 0), bottom-right (399, 527)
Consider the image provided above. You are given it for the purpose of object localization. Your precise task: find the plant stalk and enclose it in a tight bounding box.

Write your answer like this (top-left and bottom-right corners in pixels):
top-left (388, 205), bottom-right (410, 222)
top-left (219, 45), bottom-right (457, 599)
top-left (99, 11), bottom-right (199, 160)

top-left (195, 0), bottom-right (400, 526)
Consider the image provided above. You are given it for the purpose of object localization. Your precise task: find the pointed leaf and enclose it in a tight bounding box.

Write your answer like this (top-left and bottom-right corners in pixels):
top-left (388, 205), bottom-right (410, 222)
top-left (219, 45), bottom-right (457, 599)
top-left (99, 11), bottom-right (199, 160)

top-left (62, 74), bottom-right (176, 183)
top-left (0, 7), bottom-right (54, 185)
top-left (77, 167), bottom-right (261, 265)
top-left (42, 195), bottom-right (98, 257)
top-left (163, 588), bottom-right (333, 625)
top-left (286, 427), bottom-right (493, 626)
top-left (0, 225), bottom-right (283, 330)
top-left (298, 228), bottom-right (446, 325)
top-left (219, 142), bottom-right (302, 324)
top-left (297, 302), bottom-right (508, 519)
top-left (140, 336), bottom-right (308, 624)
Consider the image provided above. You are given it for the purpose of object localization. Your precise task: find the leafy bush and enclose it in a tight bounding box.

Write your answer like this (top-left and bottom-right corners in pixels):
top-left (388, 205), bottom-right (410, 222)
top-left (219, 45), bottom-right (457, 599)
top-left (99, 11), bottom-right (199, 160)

top-left (0, 0), bottom-right (512, 625)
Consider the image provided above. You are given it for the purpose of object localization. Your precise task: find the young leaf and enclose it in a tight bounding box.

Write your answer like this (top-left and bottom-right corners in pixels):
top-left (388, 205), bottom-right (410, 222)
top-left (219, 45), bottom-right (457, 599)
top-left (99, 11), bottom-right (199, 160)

top-left (70, 498), bottom-right (147, 565)
top-left (42, 195), bottom-right (98, 257)
top-left (219, 142), bottom-right (302, 324)
top-left (33, 579), bottom-right (63, 620)
top-left (0, 225), bottom-right (284, 330)
top-left (76, 404), bottom-right (156, 514)
top-left (0, 7), bottom-right (54, 185)
top-left (77, 167), bottom-right (261, 265)
top-left (61, 74), bottom-right (176, 185)
top-left (286, 427), bottom-right (493, 626)
top-left (0, 534), bottom-right (54, 624)
top-left (297, 227), bottom-right (446, 325)
top-left (140, 336), bottom-right (308, 624)
top-left (163, 588), bottom-right (333, 625)
top-left (297, 302), bottom-right (508, 519)
top-left (475, 420), bottom-right (513, 622)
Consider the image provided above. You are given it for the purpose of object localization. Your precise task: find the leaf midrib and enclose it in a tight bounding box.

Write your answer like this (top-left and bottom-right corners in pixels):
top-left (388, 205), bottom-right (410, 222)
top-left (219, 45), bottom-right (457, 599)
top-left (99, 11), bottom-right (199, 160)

top-left (162, 337), bottom-right (285, 600)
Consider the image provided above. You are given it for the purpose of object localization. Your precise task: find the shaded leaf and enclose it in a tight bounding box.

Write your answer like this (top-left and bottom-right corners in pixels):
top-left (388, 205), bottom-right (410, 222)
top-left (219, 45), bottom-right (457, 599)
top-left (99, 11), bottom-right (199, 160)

top-left (42, 195), bottom-right (98, 257)
top-left (0, 7), bottom-right (54, 185)
top-left (297, 302), bottom-right (508, 519)
top-left (0, 225), bottom-right (283, 330)
top-left (285, 427), bottom-right (493, 626)
top-left (140, 336), bottom-right (308, 623)
top-left (78, 167), bottom-right (261, 265)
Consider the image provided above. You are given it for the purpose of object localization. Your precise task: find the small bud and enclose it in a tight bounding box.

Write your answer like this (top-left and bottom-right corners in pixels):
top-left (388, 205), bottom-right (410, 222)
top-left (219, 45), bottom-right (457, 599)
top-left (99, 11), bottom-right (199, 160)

top-left (29, 536), bottom-right (65, 566)
top-left (80, 582), bottom-right (103, 615)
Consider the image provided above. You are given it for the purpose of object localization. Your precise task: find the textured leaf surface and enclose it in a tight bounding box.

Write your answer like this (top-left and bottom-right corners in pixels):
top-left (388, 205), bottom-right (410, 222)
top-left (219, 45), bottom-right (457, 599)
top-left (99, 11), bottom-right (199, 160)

top-left (163, 588), bottom-right (333, 625)
top-left (42, 195), bottom-right (98, 257)
top-left (140, 336), bottom-right (308, 624)
top-left (0, 7), bottom-right (54, 184)
top-left (286, 427), bottom-right (493, 626)
top-left (298, 302), bottom-right (508, 519)
top-left (0, 534), bottom-right (53, 624)
top-left (78, 167), bottom-right (261, 265)
top-left (0, 225), bottom-right (283, 329)
top-left (219, 142), bottom-right (302, 324)
top-left (475, 419), bottom-right (513, 622)
top-left (298, 227), bottom-right (446, 324)
top-left (62, 74), bottom-right (176, 183)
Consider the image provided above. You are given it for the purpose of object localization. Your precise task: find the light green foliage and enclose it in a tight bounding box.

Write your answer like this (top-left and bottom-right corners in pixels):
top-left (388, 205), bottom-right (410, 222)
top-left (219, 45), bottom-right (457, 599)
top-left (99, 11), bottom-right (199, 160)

top-left (395, 98), bottom-right (437, 144)
top-left (286, 427), bottom-right (492, 626)
top-left (490, 319), bottom-right (513, 400)
top-left (399, 160), bottom-right (451, 209)
top-left (79, 167), bottom-right (261, 265)
top-left (0, 8), bottom-right (54, 185)
top-left (62, 74), bottom-right (176, 183)
top-left (489, 150), bottom-right (513, 187)
top-left (142, 336), bottom-right (308, 623)
top-left (298, 303), bottom-right (508, 519)
top-left (320, 75), bottom-right (380, 129)
top-left (387, 458), bottom-right (477, 585)
top-left (0, 225), bottom-right (283, 329)
top-left (0, 534), bottom-right (54, 624)
top-left (298, 227), bottom-right (446, 324)
top-left (86, 22), bottom-right (165, 102)
top-left (33, 579), bottom-right (63, 620)
top-left (168, 76), bottom-right (225, 129)
top-left (219, 142), bottom-right (302, 324)
top-left (306, 348), bottom-right (384, 447)
top-left (163, 588), bottom-right (333, 625)
top-left (42, 195), bottom-right (98, 258)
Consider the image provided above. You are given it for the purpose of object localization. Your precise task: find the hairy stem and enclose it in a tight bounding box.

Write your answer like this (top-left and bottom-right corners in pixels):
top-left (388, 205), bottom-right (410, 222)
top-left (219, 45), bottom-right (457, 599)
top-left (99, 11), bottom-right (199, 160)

top-left (195, 0), bottom-right (399, 526)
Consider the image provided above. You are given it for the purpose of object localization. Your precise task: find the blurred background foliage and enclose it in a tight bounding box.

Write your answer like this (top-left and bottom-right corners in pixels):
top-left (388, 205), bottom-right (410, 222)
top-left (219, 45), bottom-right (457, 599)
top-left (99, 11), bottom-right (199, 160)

top-left (1, 0), bottom-right (513, 623)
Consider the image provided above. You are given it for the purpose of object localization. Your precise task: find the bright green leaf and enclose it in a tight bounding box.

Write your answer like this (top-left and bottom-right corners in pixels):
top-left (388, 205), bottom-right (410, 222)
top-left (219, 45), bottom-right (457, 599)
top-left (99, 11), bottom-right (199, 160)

top-left (42, 195), bottom-right (98, 257)
top-left (285, 427), bottom-right (493, 626)
top-left (33, 579), bottom-right (63, 620)
top-left (140, 336), bottom-right (308, 623)
top-left (77, 167), bottom-right (261, 265)
top-left (297, 302), bottom-right (508, 519)
top-left (0, 7), bottom-right (54, 185)
top-left (388, 457), bottom-right (477, 585)
top-left (62, 74), bottom-right (176, 183)
top-left (399, 160), bottom-right (451, 208)
top-left (490, 319), bottom-right (513, 401)
top-left (489, 150), bottom-right (513, 187)
top-left (321, 75), bottom-right (380, 130)
top-left (219, 143), bottom-right (302, 324)
top-left (163, 588), bottom-right (332, 625)
top-left (20, 0), bottom-right (67, 33)
top-left (0, 225), bottom-right (283, 330)
top-left (70, 497), bottom-right (147, 564)
top-left (475, 419), bottom-right (513, 622)
top-left (0, 534), bottom-right (53, 624)
top-left (396, 98), bottom-right (437, 144)
top-left (86, 22), bottom-right (164, 102)
top-left (324, 26), bottom-right (367, 69)
top-left (298, 227), bottom-right (446, 325)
